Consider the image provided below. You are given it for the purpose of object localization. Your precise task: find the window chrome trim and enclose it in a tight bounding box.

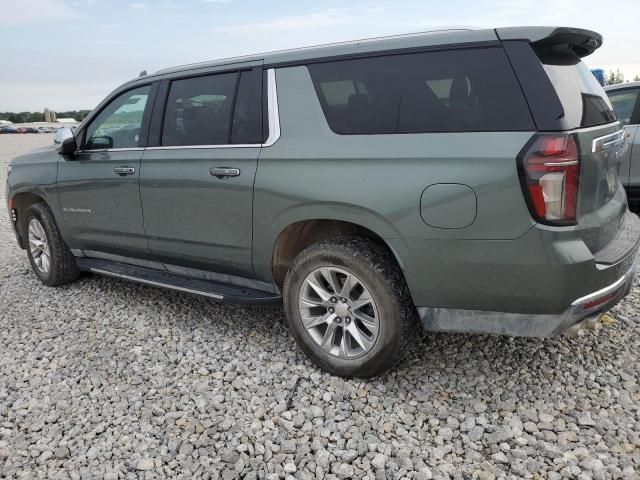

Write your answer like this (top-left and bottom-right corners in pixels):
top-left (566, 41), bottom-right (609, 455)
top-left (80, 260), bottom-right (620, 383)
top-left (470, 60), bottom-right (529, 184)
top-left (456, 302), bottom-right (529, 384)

top-left (144, 67), bottom-right (281, 151)
top-left (263, 68), bottom-right (281, 147)
top-left (76, 147), bottom-right (145, 154)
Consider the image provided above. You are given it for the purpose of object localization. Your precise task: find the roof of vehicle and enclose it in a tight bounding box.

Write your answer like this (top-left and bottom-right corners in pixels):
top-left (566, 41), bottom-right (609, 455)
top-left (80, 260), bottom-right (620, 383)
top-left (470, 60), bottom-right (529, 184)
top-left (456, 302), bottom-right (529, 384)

top-left (605, 81), bottom-right (640, 91)
top-left (77, 25), bottom-right (601, 133)
top-left (144, 26), bottom-right (600, 80)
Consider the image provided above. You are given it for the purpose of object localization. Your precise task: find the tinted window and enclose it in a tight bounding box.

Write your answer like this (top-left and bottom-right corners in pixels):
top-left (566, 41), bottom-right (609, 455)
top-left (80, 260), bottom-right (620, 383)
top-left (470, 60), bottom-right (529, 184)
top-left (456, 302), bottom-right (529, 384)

top-left (308, 48), bottom-right (534, 134)
top-left (162, 73), bottom-right (238, 146)
top-left (85, 85), bottom-right (150, 150)
top-left (607, 88), bottom-right (640, 125)
top-left (231, 70), bottom-right (262, 144)
top-left (536, 47), bottom-right (616, 128)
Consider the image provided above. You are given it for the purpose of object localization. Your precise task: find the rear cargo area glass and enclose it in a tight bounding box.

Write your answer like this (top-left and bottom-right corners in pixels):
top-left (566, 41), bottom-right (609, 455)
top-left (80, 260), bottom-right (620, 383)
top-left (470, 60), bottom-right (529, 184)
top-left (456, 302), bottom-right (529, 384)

top-left (535, 48), bottom-right (616, 129)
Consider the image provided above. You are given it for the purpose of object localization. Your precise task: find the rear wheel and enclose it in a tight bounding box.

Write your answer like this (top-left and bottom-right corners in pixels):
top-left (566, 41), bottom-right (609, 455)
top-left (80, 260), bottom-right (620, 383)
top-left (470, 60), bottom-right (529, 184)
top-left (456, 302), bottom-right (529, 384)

top-left (283, 237), bottom-right (416, 378)
top-left (25, 203), bottom-right (80, 287)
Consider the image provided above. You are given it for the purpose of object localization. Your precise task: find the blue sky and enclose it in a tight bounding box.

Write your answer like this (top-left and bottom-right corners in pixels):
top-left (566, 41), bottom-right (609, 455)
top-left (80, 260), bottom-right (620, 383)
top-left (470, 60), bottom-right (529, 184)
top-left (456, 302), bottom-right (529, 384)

top-left (1, 0), bottom-right (639, 111)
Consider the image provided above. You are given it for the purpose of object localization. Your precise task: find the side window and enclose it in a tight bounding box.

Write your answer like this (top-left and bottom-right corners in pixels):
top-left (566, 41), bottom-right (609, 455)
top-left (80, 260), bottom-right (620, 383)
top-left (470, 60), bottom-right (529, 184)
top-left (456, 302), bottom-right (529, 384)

top-left (162, 73), bottom-right (238, 146)
top-left (607, 89), bottom-right (640, 126)
top-left (231, 70), bottom-right (263, 144)
top-left (308, 48), bottom-right (535, 134)
top-left (85, 85), bottom-right (151, 150)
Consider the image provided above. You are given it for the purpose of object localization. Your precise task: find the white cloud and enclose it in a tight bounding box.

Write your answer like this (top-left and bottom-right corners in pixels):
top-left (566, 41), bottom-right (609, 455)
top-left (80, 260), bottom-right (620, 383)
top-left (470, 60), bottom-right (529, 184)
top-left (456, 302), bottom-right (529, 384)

top-left (131, 2), bottom-right (148, 10)
top-left (214, 8), bottom-right (352, 34)
top-left (0, 0), bottom-right (77, 26)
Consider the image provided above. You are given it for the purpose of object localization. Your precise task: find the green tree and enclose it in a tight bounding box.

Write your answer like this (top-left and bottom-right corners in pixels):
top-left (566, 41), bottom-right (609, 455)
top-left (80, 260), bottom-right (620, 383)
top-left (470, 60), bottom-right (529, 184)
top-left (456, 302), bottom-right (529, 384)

top-left (0, 110), bottom-right (92, 123)
top-left (634, 75), bottom-right (640, 82)
top-left (606, 69), bottom-right (624, 85)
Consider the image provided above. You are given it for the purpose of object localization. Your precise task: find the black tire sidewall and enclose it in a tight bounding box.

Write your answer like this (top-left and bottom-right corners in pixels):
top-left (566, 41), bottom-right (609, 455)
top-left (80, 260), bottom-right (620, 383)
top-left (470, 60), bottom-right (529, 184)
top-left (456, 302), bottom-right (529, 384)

top-left (284, 240), bottom-right (409, 378)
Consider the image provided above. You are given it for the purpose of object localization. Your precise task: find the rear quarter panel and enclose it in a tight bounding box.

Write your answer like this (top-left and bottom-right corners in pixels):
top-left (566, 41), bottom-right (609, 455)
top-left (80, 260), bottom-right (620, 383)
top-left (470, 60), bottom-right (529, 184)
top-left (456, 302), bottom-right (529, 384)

top-left (253, 66), bottom-right (537, 295)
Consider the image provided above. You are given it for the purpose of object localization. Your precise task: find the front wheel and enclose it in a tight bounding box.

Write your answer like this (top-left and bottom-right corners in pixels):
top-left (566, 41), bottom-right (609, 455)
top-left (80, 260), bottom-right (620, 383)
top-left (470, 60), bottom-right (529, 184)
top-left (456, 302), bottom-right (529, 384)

top-left (25, 203), bottom-right (80, 287)
top-left (283, 237), bottom-right (416, 378)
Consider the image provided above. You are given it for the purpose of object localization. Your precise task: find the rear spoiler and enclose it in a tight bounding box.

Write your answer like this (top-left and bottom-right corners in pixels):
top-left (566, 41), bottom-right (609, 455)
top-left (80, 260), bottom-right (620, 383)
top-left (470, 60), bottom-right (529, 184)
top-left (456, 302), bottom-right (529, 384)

top-left (496, 27), bottom-right (602, 57)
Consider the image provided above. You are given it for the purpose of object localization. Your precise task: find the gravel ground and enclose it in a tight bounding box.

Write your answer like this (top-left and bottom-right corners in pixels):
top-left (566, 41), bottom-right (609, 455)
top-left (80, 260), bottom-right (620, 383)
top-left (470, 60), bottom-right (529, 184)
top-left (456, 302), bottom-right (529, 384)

top-left (0, 134), bottom-right (639, 480)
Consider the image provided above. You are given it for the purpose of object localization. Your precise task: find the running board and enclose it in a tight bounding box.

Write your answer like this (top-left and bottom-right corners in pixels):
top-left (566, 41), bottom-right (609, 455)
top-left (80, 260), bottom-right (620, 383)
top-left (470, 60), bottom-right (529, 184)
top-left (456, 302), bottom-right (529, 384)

top-left (77, 258), bottom-right (282, 306)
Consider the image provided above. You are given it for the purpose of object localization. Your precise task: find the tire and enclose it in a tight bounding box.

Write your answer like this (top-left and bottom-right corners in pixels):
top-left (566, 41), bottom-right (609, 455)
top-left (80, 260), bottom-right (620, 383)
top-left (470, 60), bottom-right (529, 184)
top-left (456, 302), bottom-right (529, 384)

top-left (24, 203), bottom-right (80, 287)
top-left (283, 236), bottom-right (416, 378)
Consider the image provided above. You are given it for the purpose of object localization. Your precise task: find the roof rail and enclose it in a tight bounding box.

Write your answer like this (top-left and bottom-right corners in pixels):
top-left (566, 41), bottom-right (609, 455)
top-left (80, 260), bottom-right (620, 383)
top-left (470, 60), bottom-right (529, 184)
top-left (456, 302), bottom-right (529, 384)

top-left (154, 26), bottom-right (481, 75)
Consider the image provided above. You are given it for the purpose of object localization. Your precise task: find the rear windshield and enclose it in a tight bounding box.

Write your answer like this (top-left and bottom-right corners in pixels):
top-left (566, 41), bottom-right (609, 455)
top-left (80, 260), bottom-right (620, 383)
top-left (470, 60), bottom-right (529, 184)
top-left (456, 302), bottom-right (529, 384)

top-left (308, 47), bottom-right (535, 134)
top-left (536, 48), bottom-right (616, 128)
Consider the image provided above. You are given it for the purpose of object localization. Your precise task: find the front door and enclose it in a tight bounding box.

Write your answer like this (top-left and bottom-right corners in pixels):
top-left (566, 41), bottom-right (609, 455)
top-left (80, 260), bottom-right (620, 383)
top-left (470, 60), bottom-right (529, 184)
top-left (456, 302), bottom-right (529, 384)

top-left (140, 67), bottom-right (263, 277)
top-left (57, 84), bottom-right (154, 257)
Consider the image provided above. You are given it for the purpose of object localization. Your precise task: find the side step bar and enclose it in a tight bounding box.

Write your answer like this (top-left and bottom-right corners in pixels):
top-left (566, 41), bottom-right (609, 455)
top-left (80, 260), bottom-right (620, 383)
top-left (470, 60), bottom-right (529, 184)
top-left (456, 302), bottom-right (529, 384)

top-left (77, 258), bottom-right (282, 306)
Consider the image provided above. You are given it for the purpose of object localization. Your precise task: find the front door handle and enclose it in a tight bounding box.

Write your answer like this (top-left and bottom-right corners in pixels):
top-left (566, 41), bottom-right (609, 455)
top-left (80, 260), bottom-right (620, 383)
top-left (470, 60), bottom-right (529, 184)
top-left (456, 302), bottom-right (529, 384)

top-left (209, 167), bottom-right (240, 179)
top-left (114, 166), bottom-right (135, 176)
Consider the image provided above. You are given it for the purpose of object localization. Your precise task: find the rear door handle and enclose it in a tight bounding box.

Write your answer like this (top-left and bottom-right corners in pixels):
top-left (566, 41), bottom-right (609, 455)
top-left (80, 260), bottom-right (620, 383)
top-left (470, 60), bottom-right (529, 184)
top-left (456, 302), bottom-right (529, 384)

top-left (209, 167), bottom-right (240, 179)
top-left (114, 166), bottom-right (135, 176)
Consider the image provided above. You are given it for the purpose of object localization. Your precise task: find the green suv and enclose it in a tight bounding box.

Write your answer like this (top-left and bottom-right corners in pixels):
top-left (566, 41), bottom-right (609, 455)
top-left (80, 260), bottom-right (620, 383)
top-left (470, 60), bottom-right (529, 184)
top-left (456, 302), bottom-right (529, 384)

top-left (7, 27), bottom-right (640, 377)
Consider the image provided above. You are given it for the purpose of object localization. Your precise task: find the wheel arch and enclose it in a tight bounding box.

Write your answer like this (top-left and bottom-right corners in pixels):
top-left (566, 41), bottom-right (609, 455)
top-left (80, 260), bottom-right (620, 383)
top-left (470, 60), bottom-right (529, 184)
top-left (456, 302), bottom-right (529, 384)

top-left (270, 219), bottom-right (405, 289)
top-left (9, 190), bottom-right (49, 248)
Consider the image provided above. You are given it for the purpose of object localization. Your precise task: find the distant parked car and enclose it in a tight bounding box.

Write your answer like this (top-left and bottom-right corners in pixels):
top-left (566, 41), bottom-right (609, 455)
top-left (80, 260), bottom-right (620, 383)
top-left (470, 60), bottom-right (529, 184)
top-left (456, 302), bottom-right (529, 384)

top-left (605, 81), bottom-right (640, 205)
top-left (36, 127), bottom-right (54, 133)
top-left (0, 126), bottom-right (18, 134)
top-left (16, 127), bottom-right (38, 134)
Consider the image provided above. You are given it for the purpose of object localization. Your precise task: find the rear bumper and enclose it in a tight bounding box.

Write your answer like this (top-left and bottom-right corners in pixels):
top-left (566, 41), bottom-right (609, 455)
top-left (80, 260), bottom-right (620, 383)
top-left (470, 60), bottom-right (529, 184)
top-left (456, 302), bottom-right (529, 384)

top-left (418, 250), bottom-right (638, 336)
top-left (416, 211), bottom-right (640, 337)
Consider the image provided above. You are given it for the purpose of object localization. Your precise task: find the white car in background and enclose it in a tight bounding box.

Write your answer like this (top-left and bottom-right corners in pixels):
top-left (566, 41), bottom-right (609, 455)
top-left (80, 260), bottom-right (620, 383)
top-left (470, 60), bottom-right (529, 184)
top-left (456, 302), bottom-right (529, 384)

top-left (605, 81), bottom-right (640, 206)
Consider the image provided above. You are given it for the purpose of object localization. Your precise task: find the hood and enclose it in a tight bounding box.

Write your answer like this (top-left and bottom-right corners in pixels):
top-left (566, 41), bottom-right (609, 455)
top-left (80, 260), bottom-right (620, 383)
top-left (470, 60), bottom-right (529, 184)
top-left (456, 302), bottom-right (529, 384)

top-left (9, 144), bottom-right (58, 167)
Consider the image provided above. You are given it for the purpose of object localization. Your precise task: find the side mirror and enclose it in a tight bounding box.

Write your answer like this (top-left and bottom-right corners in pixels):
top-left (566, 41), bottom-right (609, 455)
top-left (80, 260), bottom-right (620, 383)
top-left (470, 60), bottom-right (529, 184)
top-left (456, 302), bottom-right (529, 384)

top-left (58, 136), bottom-right (77, 158)
top-left (53, 127), bottom-right (74, 145)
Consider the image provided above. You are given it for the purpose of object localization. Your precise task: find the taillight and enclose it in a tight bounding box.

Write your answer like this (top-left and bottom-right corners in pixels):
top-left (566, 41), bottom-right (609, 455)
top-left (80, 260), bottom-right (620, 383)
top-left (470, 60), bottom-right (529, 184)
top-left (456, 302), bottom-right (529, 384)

top-left (518, 134), bottom-right (580, 225)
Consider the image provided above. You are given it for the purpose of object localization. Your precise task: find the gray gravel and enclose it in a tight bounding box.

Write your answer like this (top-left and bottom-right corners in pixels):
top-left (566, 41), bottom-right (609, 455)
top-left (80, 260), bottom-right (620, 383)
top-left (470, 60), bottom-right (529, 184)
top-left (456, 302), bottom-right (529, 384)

top-left (1, 134), bottom-right (639, 480)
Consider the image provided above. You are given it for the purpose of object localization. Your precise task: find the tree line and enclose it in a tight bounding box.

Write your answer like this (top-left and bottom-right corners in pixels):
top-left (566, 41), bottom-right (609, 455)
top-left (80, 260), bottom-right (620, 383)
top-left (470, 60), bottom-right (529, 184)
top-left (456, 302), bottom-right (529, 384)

top-left (0, 110), bottom-right (92, 124)
top-left (607, 70), bottom-right (640, 85)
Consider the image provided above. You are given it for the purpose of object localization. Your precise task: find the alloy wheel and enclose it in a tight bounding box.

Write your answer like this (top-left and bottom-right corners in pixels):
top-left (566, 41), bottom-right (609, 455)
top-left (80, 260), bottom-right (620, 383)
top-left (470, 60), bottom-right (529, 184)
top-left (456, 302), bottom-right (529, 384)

top-left (298, 266), bottom-right (380, 359)
top-left (28, 218), bottom-right (50, 274)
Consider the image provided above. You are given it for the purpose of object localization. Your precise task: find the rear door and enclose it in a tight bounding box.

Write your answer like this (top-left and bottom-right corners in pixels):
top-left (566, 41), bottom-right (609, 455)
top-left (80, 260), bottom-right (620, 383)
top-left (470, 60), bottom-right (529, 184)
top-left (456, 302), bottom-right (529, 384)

top-left (57, 84), bottom-right (155, 257)
top-left (140, 65), bottom-right (264, 277)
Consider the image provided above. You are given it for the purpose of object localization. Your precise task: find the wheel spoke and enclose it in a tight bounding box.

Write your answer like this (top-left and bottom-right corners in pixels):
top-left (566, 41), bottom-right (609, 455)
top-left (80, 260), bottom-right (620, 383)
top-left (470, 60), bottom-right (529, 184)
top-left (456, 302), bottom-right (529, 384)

top-left (347, 324), bottom-right (374, 352)
top-left (339, 331), bottom-right (349, 359)
top-left (352, 310), bottom-right (378, 330)
top-left (302, 311), bottom-right (335, 329)
top-left (299, 295), bottom-right (326, 309)
top-left (351, 291), bottom-right (373, 310)
top-left (305, 275), bottom-right (332, 302)
top-left (339, 273), bottom-right (354, 299)
top-left (319, 267), bottom-right (340, 295)
top-left (320, 321), bottom-right (338, 349)
top-left (40, 252), bottom-right (50, 273)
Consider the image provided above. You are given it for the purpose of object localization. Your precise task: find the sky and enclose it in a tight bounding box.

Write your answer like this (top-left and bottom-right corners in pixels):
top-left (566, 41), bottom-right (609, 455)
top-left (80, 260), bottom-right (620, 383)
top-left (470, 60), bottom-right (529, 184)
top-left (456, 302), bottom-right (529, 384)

top-left (1, 0), bottom-right (639, 112)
